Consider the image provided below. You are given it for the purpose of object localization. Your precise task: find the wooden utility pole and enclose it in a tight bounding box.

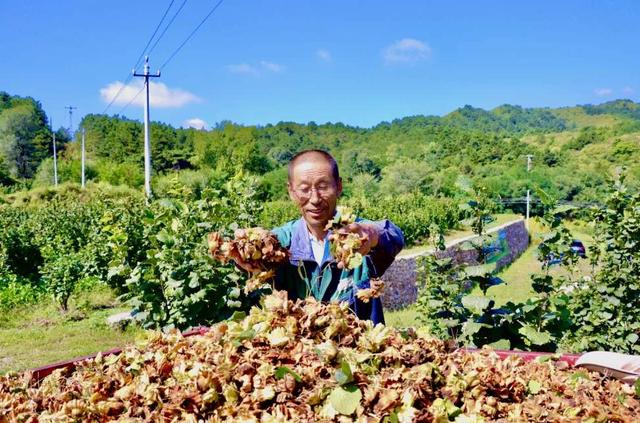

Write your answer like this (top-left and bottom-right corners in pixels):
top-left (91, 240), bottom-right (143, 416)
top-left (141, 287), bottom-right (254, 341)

top-left (133, 56), bottom-right (160, 199)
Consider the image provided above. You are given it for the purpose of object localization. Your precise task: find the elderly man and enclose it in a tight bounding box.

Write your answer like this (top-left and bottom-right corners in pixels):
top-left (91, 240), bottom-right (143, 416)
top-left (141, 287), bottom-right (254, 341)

top-left (235, 150), bottom-right (404, 324)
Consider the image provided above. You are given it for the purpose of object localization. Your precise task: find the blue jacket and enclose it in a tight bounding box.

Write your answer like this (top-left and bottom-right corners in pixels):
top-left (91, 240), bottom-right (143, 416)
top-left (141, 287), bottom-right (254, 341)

top-left (271, 216), bottom-right (404, 325)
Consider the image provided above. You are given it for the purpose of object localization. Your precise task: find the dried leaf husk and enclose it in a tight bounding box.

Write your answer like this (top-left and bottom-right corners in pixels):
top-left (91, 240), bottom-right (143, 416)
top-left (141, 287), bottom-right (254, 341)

top-left (326, 207), bottom-right (366, 270)
top-left (208, 227), bottom-right (289, 293)
top-left (2, 292), bottom-right (639, 422)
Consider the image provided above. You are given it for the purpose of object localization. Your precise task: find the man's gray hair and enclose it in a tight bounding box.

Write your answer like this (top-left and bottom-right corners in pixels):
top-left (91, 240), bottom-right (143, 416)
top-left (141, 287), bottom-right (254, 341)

top-left (288, 149), bottom-right (340, 182)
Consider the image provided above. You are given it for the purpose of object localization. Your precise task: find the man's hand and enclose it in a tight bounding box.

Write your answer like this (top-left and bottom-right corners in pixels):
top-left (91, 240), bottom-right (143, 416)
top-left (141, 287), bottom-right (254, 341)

top-left (340, 222), bottom-right (380, 256)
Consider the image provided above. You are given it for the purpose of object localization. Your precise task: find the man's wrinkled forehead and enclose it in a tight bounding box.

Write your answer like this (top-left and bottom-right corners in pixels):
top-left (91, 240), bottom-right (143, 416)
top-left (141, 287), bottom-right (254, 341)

top-left (288, 151), bottom-right (339, 183)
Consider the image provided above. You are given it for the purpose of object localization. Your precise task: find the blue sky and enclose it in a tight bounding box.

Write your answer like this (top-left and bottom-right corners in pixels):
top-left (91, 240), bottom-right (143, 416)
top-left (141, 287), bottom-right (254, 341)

top-left (1, 0), bottom-right (638, 130)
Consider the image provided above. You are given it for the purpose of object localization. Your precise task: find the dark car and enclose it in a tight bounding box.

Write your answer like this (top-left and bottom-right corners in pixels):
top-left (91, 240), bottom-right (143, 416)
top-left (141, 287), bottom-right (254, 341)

top-left (538, 239), bottom-right (586, 265)
top-left (570, 240), bottom-right (586, 258)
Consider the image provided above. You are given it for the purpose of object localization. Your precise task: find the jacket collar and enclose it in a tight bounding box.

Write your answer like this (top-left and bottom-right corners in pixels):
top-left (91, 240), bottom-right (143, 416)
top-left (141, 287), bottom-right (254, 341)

top-left (289, 217), bottom-right (335, 266)
top-left (289, 218), bottom-right (314, 263)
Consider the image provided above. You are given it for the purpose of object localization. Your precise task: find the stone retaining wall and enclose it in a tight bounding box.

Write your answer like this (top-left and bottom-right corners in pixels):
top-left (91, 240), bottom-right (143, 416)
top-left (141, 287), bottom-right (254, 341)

top-left (381, 219), bottom-right (529, 310)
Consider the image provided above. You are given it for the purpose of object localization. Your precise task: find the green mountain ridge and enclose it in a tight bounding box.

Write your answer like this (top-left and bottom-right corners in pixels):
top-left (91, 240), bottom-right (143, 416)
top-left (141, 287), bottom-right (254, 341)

top-left (1, 90), bottom-right (639, 209)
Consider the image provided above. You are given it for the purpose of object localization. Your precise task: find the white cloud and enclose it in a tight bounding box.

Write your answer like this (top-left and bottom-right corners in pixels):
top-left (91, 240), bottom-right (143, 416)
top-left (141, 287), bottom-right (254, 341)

top-left (383, 38), bottom-right (431, 64)
top-left (594, 88), bottom-right (613, 97)
top-left (183, 118), bottom-right (208, 130)
top-left (622, 86), bottom-right (635, 95)
top-left (100, 80), bottom-right (201, 108)
top-left (316, 49), bottom-right (332, 62)
top-left (226, 63), bottom-right (259, 76)
top-left (226, 61), bottom-right (284, 76)
top-left (260, 61), bottom-right (285, 72)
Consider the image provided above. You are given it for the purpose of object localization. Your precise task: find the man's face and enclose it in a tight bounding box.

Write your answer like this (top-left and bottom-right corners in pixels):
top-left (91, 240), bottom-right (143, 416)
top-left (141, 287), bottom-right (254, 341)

top-left (288, 157), bottom-right (342, 230)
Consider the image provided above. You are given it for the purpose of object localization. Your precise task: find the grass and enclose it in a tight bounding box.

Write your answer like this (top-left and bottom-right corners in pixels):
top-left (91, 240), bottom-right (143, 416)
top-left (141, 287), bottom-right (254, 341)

top-left (481, 217), bottom-right (595, 306)
top-left (0, 285), bottom-right (146, 374)
top-left (384, 306), bottom-right (419, 329)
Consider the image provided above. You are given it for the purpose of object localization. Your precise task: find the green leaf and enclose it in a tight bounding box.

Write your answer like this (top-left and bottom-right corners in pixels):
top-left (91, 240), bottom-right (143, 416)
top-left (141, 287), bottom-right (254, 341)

top-left (335, 361), bottom-right (354, 386)
top-left (329, 385), bottom-right (362, 415)
top-left (347, 253), bottom-right (363, 269)
top-left (633, 378), bottom-right (640, 398)
top-left (464, 264), bottom-right (495, 277)
top-left (174, 200), bottom-right (189, 215)
top-left (569, 370), bottom-right (589, 383)
top-left (237, 329), bottom-right (255, 341)
top-left (156, 230), bottom-right (171, 243)
top-left (487, 339), bottom-right (510, 350)
top-left (429, 398), bottom-right (461, 420)
top-left (158, 198), bottom-right (174, 209)
top-left (535, 353), bottom-right (562, 363)
top-left (462, 321), bottom-right (489, 337)
top-left (229, 311), bottom-right (247, 322)
top-left (528, 380), bottom-right (542, 394)
top-left (274, 366), bottom-right (302, 382)
top-left (519, 325), bottom-right (552, 346)
top-left (461, 295), bottom-right (492, 314)
top-left (626, 333), bottom-right (639, 344)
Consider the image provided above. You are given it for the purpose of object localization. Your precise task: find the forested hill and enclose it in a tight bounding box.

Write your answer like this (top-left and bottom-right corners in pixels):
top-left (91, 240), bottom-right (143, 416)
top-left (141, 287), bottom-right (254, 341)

top-left (1, 90), bottom-right (639, 206)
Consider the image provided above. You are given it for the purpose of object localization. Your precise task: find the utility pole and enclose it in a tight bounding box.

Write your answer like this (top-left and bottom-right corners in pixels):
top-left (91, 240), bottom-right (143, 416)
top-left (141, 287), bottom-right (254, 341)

top-left (65, 106), bottom-right (77, 138)
top-left (81, 128), bottom-right (86, 188)
top-left (525, 154), bottom-right (533, 231)
top-left (133, 56), bottom-right (160, 199)
top-left (51, 119), bottom-right (58, 186)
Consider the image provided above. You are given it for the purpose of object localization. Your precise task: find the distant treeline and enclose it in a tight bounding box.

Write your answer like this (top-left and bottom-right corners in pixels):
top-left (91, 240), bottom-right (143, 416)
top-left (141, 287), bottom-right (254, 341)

top-left (1, 90), bottom-right (639, 208)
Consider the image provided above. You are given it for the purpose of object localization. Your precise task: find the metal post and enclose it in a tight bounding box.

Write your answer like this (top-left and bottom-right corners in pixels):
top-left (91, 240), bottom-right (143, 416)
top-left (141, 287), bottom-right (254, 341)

top-left (65, 106), bottom-right (77, 139)
top-left (526, 189), bottom-right (530, 230)
top-left (81, 128), bottom-right (86, 188)
top-left (52, 123), bottom-right (58, 186)
top-left (133, 57), bottom-right (160, 199)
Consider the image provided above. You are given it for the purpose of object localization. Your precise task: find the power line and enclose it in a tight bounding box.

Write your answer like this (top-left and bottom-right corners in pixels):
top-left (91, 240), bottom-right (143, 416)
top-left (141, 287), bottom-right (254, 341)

top-left (160, 0), bottom-right (225, 70)
top-left (102, 0), bottom-right (177, 114)
top-left (102, 76), bottom-right (135, 115)
top-left (132, 0), bottom-right (176, 71)
top-left (147, 0), bottom-right (189, 57)
top-left (117, 84), bottom-right (146, 115)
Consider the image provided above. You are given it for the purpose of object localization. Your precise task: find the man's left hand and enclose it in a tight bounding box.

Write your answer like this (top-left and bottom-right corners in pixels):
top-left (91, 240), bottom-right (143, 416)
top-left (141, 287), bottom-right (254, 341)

top-left (341, 222), bottom-right (380, 256)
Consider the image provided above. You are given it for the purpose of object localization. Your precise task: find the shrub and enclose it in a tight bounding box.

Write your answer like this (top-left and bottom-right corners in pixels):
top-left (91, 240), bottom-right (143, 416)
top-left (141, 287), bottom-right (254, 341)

top-left (346, 193), bottom-right (462, 246)
top-left (94, 160), bottom-right (144, 187)
top-left (32, 157), bottom-right (98, 188)
top-left (40, 252), bottom-right (84, 311)
top-left (124, 177), bottom-right (264, 330)
top-left (415, 181), bottom-right (640, 353)
top-left (153, 168), bottom-right (227, 200)
top-left (563, 178), bottom-right (640, 353)
top-left (0, 274), bottom-right (42, 312)
top-left (259, 200), bottom-right (300, 229)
